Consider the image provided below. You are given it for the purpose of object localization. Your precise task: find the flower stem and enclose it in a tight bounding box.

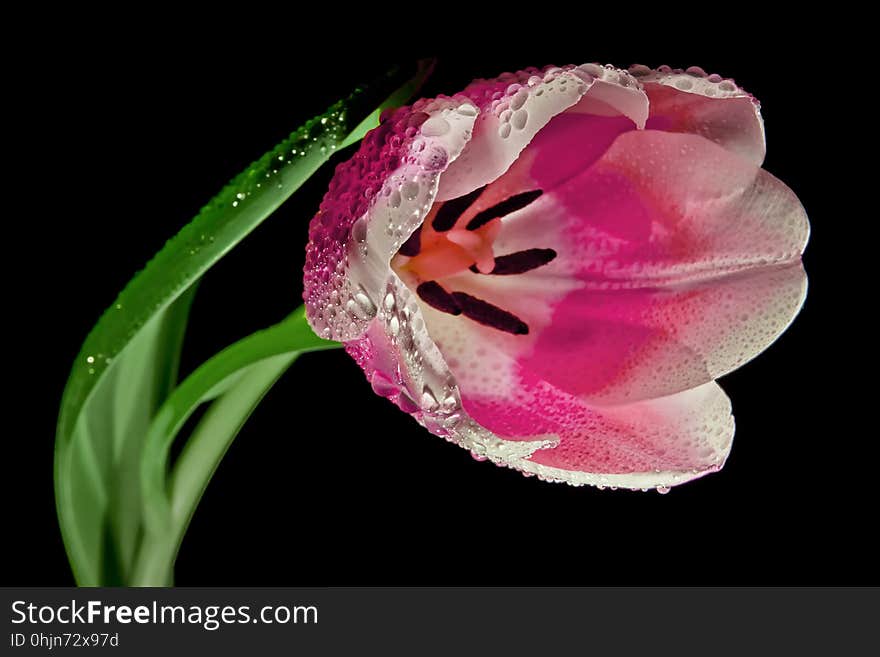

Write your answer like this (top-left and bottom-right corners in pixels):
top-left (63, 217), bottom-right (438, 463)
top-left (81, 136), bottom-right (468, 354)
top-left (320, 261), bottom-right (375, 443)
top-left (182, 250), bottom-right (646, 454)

top-left (131, 307), bottom-right (340, 586)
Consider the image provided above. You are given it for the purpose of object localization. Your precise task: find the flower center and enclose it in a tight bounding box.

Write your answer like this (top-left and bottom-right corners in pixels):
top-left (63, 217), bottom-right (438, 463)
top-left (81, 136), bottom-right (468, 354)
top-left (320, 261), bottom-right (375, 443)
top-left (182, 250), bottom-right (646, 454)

top-left (391, 185), bottom-right (555, 335)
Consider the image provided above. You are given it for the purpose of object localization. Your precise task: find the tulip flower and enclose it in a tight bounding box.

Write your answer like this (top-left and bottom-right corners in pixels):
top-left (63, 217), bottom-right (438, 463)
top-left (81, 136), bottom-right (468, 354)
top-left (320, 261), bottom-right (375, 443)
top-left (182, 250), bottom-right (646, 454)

top-left (303, 63), bottom-right (808, 491)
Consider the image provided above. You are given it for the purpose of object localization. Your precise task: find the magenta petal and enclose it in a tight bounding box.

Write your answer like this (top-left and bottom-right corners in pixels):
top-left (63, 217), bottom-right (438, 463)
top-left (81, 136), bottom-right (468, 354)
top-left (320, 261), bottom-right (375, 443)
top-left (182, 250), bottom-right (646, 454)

top-left (525, 112), bottom-right (637, 192)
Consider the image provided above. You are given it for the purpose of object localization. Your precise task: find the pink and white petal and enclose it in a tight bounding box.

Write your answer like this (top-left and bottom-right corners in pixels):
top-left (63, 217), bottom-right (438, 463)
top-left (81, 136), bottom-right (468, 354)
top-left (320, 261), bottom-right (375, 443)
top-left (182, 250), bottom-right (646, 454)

top-left (502, 130), bottom-right (807, 284)
top-left (346, 276), bottom-right (555, 463)
top-left (461, 129), bottom-right (807, 403)
top-left (304, 97), bottom-right (477, 342)
top-left (520, 380), bottom-right (734, 490)
top-left (345, 275), bottom-right (459, 419)
top-left (437, 64), bottom-right (648, 202)
top-left (518, 261), bottom-right (807, 405)
top-left (630, 64), bottom-right (766, 165)
top-left (415, 304), bottom-right (733, 489)
top-left (578, 129), bottom-right (809, 284)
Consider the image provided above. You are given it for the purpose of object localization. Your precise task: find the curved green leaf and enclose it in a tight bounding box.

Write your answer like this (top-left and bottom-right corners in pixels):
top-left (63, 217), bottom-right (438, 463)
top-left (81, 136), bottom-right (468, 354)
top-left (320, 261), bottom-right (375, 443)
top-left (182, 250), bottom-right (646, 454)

top-left (56, 61), bottom-right (433, 585)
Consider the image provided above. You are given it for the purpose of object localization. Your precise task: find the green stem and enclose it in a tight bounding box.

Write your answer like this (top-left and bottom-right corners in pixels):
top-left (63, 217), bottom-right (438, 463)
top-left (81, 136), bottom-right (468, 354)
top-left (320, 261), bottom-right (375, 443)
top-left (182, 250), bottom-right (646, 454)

top-left (131, 306), bottom-right (340, 586)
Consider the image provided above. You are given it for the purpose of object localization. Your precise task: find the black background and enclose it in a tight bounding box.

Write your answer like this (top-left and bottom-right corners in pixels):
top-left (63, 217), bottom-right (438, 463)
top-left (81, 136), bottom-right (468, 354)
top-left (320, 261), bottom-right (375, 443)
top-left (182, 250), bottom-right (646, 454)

top-left (6, 14), bottom-right (873, 585)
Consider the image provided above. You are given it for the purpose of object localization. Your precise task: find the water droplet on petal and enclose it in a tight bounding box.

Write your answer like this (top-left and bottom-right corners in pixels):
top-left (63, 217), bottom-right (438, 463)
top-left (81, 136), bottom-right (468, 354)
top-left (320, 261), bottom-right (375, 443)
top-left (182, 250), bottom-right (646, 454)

top-left (355, 289), bottom-right (375, 315)
top-left (512, 109), bottom-right (528, 130)
top-left (351, 217), bottom-right (367, 244)
top-left (421, 116), bottom-right (450, 137)
top-left (510, 89), bottom-right (529, 110)
top-left (401, 181), bottom-right (419, 201)
top-left (421, 387), bottom-right (439, 410)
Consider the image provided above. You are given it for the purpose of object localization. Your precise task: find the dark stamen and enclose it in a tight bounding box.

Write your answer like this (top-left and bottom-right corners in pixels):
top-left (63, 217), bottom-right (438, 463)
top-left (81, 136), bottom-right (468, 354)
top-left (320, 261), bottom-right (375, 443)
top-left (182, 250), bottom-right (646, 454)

top-left (451, 292), bottom-right (529, 335)
top-left (416, 281), bottom-right (461, 316)
top-left (470, 248), bottom-right (557, 275)
top-left (465, 189), bottom-right (543, 231)
top-left (398, 225), bottom-right (422, 257)
top-left (432, 185), bottom-right (487, 232)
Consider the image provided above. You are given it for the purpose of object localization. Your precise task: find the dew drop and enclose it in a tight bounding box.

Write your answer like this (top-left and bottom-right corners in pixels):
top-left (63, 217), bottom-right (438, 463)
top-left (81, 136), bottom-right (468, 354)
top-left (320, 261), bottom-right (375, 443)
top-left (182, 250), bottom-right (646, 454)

top-left (421, 116), bottom-right (450, 137)
top-left (421, 387), bottom-right (439, 410)
top-left (401, 181), bottom-right (419, 201)
top-left (510, 89), bottom-right (529, 110)
top-left (355, 288), bottom-right (375, 315)
top-left (351, 217), bottom-right (368, 244)
top-left (578, 63), bottom-right (603, 78)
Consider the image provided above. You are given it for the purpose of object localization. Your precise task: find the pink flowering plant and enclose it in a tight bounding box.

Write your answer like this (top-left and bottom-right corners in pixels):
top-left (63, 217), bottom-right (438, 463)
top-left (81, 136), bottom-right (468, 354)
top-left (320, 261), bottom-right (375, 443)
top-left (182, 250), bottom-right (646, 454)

top-left (56, 61), bottom-right (808, 586)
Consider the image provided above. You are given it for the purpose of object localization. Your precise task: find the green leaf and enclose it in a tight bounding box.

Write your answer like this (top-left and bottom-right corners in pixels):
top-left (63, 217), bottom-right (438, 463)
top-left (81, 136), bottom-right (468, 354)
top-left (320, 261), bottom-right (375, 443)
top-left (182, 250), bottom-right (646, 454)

top-left (55, 61), bottom-right (433, 585)
top-left (131, 307), bottom-right (338, 585)
top-left (55, 289), bottom-right (197, 585)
